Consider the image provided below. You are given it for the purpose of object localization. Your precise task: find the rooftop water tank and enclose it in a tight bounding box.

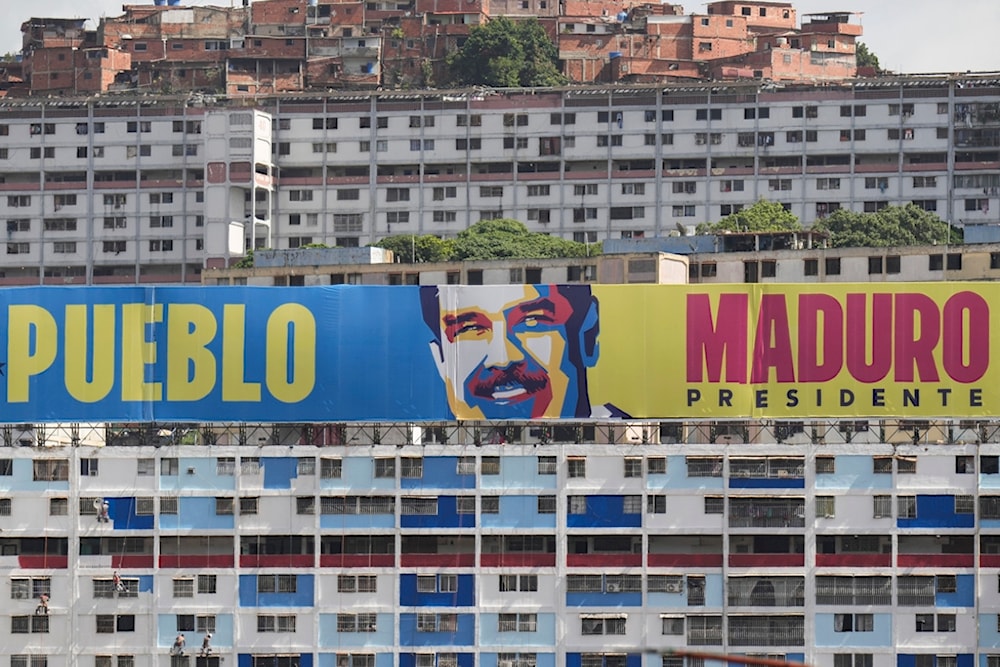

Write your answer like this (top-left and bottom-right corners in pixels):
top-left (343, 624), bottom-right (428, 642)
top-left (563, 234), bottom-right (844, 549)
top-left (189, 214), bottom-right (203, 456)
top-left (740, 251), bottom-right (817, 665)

top-left (153, 0), bottom-right (166, 5)
top-left (609, 51), bottom-right (622, 59)
top-left (167, 0), bottom-right (182, 5)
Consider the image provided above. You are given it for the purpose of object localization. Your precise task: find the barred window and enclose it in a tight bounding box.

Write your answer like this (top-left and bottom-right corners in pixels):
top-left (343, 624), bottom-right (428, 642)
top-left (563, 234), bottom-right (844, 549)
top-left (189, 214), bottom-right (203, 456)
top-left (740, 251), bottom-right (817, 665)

top-left (537, 457), bottom-right (557, 475)
top-left (401, 497), bottom-right (437, 515)
top-left (873, 495), bottom-right (893, 518)
top-left (216, 458), bottom-right (235, 475)
top-left (480, 496), bottom-right (499, 514)
top-left (647, 457), bottom-right (667, 474)
top-left (481, 457), bottom-right (500, 475)
top-left (401, 458), bottom-right (423, 478)
top-left (257, 575), bottom-right (297, 593)
top-left (456, 457), bottom-right (477, 475)
top-left (239, 497), bottom-right (259, 515)
top-left (337, 613), bottom-right (377, 632)
top-left (160, 497), bottom-right (178, 515)
top-left (296, 497), bottom-right (316, 515)
top-left (374, 458), bottom-right (395, 478)
top-left (321, 458), bottom-right (342, 479)
top-left (687, 457), bottom-right (723, 477)
top-left (173, 578), bottom-right (194, 598)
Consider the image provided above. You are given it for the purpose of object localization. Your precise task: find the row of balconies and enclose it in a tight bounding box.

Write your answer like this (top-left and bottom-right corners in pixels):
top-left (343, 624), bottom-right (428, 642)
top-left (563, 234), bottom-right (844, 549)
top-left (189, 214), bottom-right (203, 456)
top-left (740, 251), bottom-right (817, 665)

top-left (10, 420), bottom-right (1000, 447)
top-left (0, 532), bottom-right (993, 570)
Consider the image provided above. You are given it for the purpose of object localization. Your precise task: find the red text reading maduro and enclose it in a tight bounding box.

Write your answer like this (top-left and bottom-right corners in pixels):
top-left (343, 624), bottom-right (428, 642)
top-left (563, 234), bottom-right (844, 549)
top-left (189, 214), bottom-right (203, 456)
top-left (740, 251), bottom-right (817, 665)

top-left (685, 291), bottom-right (988, 411)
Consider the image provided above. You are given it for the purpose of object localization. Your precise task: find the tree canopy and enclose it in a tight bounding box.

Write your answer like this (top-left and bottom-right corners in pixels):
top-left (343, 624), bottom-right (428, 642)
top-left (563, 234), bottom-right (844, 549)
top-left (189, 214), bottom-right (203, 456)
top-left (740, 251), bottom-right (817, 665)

top-left (446, 17), bottom-right (565, 88)
top-left (813, 204), bottom-right (961, 248)
top-left (373, 234), bottom-right (455, 264)
top-left (696, 199), bottom-right (801, 234)
top-left (373, 220), bottom-right (592, 262)
top-left (855, 42), bottom-right (882, 72)
top-left (452, 219), bottom-right (591, 260)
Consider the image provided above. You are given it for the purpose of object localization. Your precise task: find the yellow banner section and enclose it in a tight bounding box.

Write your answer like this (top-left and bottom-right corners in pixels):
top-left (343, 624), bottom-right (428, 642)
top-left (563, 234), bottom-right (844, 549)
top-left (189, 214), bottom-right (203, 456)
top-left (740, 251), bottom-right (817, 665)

top-left (591, 283), bottom-right (995, 419)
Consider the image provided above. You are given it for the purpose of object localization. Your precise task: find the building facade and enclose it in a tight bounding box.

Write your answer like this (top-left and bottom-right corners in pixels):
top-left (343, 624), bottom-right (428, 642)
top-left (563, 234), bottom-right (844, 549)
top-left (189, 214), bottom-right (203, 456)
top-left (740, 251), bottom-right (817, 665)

top-left (5, 430), bottom-right (1000, 667)
top-left (0, 75), bottom-right (997, 285)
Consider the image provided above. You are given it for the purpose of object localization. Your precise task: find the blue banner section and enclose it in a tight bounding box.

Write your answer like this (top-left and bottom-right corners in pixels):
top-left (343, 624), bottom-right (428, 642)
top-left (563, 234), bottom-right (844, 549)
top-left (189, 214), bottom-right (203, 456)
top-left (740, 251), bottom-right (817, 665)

top-left (0, 286), bottom-right (448, 423)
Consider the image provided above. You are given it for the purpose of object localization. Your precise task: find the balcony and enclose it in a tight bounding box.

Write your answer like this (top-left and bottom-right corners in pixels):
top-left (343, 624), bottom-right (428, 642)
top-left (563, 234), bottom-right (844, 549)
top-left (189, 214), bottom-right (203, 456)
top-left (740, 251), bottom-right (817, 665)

top-left (816, 575), bottom-right (892, 605)
top-left (400, 535), bottom-right (475, 567)
top-left (158, 536), bottom-right (234, 568)
top-left (816, 535), bottom-right (892, 568)
top-left (897, 535), bottom-right (973, 568)
top-left (727, 576), bottom-right (805, 607)
top-left (648, 535), bottom-right (723, 568)
top-left (728, 616), bottom-right (804, 647)
top-left (321, 535), bottom-right (395, 567)
top-left (729, 535), bottom-right (804, 568)
top-left (567, 535), bottom-right (642, 567)
top-left (481, 535), bottom-right (556, 567)
top-left (729, 498), bottom-right (805, 528)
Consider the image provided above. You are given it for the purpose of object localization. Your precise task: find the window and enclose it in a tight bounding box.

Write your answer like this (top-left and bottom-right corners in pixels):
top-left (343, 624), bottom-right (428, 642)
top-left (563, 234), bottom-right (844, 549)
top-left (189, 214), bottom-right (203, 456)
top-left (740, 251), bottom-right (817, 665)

top-left (10, 578), bottom-right (50, 600)
top-left (386, 188), bottom-right (409, 202)
top-left (33, 460), bottom-right (69, 481)
top-left (258, 575), bottom-right (297, 594)
top-left (258, 615), bottom-right (297, 632)
top-left (338, 575), bottom-right (377, 593)
top-left (11, 616), bottom-right (49, 633)
top-left (96, 615), bottom-right (134, 633)
top-left (956, 456), bottom-right (975, 474)
top-left (834, 614), bottom-right (873, 632)
top-left (215, 498), bottom-right (234, 515)
top-left (568, 457), bottom-right (586, 478)
top-left (337, 613), bottom-right (377, 633)
top-left (647, 495), bottom-right (667, 514)
top-left (704, 497), bottom-right (724, 514)
top-left (537, 496), bottom-right (556, 514)
top-left (374, 458), bottom-right (395, 478)
top-left (623, 457), bottom-right (643, 478)
top-left (581, 615), bottom-right (627, 635)
top-left (198, 575), bottom-right (217, 595)
top-left (898, 496), bottom-right (917, 519)
top-left (173, 578), bottom-right (194, 598)
top-left (537, 456), bottom-right (556, 475)
top-left (321, 458), bottom-right (342, 479)
top-left (416, 613), bottom-right (458, 632)
top-left (873, 495), bottom-right (892, 518)
top-left (816, 496), bottom-right (835, 518)
top-left (647, 457), bottom-right (666, 474)
top-left (499, 613), bottom-right (538, 633)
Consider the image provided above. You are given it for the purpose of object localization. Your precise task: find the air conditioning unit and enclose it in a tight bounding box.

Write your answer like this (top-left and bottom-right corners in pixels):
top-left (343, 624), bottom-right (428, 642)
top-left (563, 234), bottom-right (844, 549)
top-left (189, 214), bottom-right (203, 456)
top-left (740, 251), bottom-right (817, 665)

top-left (664, 582), bottom-right (683, 593)
top-left (606, 583), bottom-right (622, 593)
top-left (186, 467), bottom-right (196, 475)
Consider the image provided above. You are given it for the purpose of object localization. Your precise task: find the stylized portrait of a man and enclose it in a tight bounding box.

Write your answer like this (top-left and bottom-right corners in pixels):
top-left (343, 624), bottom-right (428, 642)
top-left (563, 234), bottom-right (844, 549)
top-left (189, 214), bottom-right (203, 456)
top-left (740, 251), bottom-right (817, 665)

top-left (420, 285), bottom-right (626, 419)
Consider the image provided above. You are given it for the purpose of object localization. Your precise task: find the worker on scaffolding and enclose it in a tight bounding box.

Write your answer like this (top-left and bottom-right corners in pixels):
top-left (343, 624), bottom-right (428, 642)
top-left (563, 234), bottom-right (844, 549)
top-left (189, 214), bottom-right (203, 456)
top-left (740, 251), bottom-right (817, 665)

top-left (35, 593), bottom-right (49, 615)
top-left (113, 570), bottom-right (128, 594)
top-left (199, 633), bottom-right (212, 656)
top-left (170, 634), bottom-right (186, 656)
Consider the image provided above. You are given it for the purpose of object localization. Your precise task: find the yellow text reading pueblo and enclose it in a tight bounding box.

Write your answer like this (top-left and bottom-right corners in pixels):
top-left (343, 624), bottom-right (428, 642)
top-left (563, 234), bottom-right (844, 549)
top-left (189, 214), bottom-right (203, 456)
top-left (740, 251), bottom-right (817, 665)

top-left (7, 303), bottom-right (316, 403)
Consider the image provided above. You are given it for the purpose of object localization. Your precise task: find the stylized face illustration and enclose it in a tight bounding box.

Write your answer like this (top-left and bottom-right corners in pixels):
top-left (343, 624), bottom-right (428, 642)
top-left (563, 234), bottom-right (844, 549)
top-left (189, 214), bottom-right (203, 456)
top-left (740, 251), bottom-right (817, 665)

top-left (425, 285), bottom-right (598, 419)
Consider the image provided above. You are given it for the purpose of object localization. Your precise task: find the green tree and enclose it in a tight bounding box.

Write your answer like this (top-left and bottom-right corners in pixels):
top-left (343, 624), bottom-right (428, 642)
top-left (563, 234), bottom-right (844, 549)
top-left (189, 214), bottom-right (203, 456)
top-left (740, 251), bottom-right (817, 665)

top-left (373, 234), bottom-right (455, 263)
top-left (446, 17), bottom-right (565, 88)
top-left (451, 219), bottom-right (592, 260)
top-left (814, 204), bottom-right (961, 248)
top-left (696, 199), bottom-right (801, 234)
top-left (855, 42), bottom-right (881, 72)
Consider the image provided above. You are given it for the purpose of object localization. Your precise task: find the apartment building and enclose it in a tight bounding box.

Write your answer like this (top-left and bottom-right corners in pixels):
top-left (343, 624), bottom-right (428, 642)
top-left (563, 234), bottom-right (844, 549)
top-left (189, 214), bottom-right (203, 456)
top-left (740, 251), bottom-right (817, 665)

top-left (6, 0), bottom-right (859, 96)
top-left (0, 74), bottom-right (996, 284)
top-left (6, 430), bottom-right (1000, 667)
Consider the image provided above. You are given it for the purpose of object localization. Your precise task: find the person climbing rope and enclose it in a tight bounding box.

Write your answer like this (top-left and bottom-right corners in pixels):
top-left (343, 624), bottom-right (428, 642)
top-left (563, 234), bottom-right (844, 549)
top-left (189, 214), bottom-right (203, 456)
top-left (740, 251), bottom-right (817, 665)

top-left (35, 593), bottom-right (49, 615)
top-left (199, 633), bottom-right (212, 656)
top-left (113, 570), bottom-right (128, 594)
top-left (170, 634), bottom-right (186, 656)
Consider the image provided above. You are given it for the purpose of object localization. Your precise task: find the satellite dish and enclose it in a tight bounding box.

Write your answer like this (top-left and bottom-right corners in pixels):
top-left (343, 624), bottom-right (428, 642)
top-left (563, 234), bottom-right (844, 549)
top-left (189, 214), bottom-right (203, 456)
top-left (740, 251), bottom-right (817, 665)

top-left (675, 222), bottom-right (689, 236)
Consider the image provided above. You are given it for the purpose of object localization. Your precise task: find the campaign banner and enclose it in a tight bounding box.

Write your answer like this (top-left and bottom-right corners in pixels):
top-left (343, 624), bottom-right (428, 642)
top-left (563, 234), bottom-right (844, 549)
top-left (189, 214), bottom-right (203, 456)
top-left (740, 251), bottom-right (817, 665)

top-left (0, 283), bottom-right (992, 422)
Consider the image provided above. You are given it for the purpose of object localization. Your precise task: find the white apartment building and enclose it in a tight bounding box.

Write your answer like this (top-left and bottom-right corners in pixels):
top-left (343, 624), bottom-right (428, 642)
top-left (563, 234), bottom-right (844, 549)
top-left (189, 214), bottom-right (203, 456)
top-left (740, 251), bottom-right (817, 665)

top-left (0, 74), bottom-right (997, 285)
